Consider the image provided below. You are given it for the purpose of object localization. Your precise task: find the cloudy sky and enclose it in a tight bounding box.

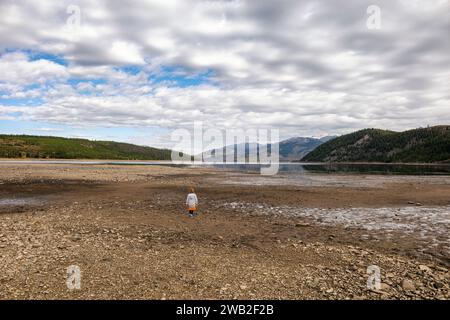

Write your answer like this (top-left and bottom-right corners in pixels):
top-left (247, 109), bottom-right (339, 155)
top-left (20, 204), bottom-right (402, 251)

top-left (0, 0), bottom-right (449, 149)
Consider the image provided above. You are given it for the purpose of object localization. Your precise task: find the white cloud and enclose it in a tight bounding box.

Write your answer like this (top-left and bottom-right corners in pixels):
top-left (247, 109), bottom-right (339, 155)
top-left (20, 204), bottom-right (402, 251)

top-left (109, 41), bottom-right (144, 65)
top-left (35, 127), bottom-right (64, 132)
top-left (0, 52), bottom-right (68, 85)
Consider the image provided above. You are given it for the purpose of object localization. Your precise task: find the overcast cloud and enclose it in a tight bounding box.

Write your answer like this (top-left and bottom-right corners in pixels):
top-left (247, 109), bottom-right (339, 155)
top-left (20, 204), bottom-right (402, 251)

top-left (0, 0), bottom-right (449, 147)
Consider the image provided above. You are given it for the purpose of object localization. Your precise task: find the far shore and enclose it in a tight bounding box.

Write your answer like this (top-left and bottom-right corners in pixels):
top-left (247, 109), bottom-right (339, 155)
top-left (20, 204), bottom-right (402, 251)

top-left (0, 158), bottom-right (449, 166)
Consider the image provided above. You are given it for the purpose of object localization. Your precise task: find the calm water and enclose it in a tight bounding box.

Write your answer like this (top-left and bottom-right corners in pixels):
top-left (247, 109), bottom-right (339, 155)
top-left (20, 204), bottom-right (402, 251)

top-left (207, 163), bottom-right (450, 175)
top-left (1, 160), bottom-right (449, 175)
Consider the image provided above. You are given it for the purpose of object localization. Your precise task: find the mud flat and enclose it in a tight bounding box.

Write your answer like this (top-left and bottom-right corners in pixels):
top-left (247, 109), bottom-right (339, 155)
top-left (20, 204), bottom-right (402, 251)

top-left (0, 163), bottom-right (448, 299)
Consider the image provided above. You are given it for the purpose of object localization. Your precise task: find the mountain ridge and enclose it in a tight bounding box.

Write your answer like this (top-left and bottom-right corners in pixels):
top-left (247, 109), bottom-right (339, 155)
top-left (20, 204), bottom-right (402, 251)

top-left (0, 135), bottom-right (173, 160)
top-left (301, 126), bottom-right (450, 163)
top-left (202, 136), bottom-right (336, 162)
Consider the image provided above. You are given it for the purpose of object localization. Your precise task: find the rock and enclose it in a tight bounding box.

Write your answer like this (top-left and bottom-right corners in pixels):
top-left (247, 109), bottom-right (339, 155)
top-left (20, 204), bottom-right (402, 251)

top-left (380, 283), bottom-right (391, 291)
top-left (240, 284), bottom-right (248, 290)
top-left (295, 223), bottom-right (310, 227)
top-left (401, 279), bottom-right (415, 291)
top-left (348, 265), bottom-right (358, 272)
top-left (310, 279), bottom-right (320, 288)
top-left (71, 234), bottom-right (82, 241)
top-left (370, 289), bottom-right (388, 295)
top-left (433, 282), bottom-right (444, 289)
top-left (418, 265), bottom-right (432, 273)
top-left (435, 266), bottom-right (447, 272)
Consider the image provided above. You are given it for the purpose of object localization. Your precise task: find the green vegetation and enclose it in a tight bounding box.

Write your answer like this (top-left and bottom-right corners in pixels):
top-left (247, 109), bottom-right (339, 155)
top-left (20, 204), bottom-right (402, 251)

top-left (0, 135), bottom-right (173, 160)
top-left (302, 126), bottom-right (450, 163)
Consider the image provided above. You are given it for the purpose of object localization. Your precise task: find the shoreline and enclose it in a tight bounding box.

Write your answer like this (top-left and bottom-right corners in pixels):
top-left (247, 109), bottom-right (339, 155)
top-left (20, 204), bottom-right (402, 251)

top-left (0, 158), bottom-right (449, 166)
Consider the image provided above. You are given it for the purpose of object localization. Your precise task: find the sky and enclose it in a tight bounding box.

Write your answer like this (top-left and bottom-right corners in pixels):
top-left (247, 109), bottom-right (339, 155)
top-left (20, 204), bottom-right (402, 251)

top-left (0, 0), bottom-right (449, 151)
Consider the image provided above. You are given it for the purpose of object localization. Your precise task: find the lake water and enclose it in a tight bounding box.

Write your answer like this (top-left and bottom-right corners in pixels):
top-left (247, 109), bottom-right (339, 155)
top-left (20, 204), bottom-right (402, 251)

top-left (207, 163), bottom-right (450, 175)
top-left (1, 160), bottom-right (449, 175)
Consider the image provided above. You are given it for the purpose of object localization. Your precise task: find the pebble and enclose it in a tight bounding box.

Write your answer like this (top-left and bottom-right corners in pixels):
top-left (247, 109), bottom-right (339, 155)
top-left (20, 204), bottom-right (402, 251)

top-left (401, 279), bottom-right (416, 291)
top-left (419, 265), bottom-right (432, 273)
top-left (380, 283), bottom-right (391, 291)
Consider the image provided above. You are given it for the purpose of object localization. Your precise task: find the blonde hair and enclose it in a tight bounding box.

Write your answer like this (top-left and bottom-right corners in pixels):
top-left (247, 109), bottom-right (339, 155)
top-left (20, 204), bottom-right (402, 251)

top-left (189, 187), bottom-right (195, 193)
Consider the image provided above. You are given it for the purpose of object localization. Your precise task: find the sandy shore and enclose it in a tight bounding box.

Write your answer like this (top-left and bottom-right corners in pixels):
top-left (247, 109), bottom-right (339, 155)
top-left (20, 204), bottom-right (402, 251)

top-left (0, 163), bottom-right (449, 299)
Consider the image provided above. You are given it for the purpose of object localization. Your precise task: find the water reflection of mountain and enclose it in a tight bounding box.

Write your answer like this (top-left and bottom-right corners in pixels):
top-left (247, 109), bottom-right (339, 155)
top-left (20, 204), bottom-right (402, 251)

top-left (209, 163), bottom-right (450, 175)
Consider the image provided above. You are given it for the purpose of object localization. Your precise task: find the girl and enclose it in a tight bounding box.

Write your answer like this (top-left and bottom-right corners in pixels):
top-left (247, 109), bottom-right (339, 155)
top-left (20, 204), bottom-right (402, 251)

top-left (186, 187), bottom-right (198, 217)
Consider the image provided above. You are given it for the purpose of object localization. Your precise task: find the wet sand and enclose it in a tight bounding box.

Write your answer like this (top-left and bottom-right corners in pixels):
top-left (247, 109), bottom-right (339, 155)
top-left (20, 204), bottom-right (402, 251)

top-left (0, 163), bottom-right (449, 299)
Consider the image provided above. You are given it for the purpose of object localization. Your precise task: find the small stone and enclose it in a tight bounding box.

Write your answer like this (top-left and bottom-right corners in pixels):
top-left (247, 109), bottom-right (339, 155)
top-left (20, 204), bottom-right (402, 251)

top-left (240, 284), bottom-right (248, 290)
top-left (295, 223), bottom-right (310, 227)
top-left (71, 234), bottom-right (82, 241)
top-left (401, 279), bottom-right (415, 291)
top-left (419, 265), bottom-right (432, 273)
top-left (348, 265), bottom-right (358, 272)
top-left (386, 272), bottom-right (395, 278)
top-left (380, 283), bottom-right (390, 291)
top-left (435, 266), bottom-right (448, 272)
top-left (433, 282), bottom-right (444, 289)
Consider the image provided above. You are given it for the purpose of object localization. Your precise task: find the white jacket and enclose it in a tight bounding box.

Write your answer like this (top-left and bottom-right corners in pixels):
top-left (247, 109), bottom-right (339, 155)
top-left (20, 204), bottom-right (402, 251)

top-left (186, 193), bottom-right (198, 208)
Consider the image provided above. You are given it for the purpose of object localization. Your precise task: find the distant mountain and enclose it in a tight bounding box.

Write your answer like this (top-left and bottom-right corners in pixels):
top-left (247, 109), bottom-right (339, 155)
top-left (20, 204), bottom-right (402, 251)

top-left (301, 126), bottom-right (450, 163)
top-left (277, 137), bottom-right (332, 161)
top-left (203, 136), bottom-right (335, 162)
top-left (0, 135), bottom-right (173, 160)
top-left (319, 136), bottom-right (337, 143)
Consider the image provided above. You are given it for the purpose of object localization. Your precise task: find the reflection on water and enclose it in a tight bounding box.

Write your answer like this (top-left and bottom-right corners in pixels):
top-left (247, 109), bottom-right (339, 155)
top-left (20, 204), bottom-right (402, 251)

top-left (1, 160), bottom-right (449, 175)
top-left (302, 163), bottom-right (450, 175)
top-left (210, 163), bottom-right (450, 175)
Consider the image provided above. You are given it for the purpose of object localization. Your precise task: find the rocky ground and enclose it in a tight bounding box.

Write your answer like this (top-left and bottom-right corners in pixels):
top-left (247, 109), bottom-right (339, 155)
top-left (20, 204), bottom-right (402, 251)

top-left (0, 163), bottom-right (448, 299)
